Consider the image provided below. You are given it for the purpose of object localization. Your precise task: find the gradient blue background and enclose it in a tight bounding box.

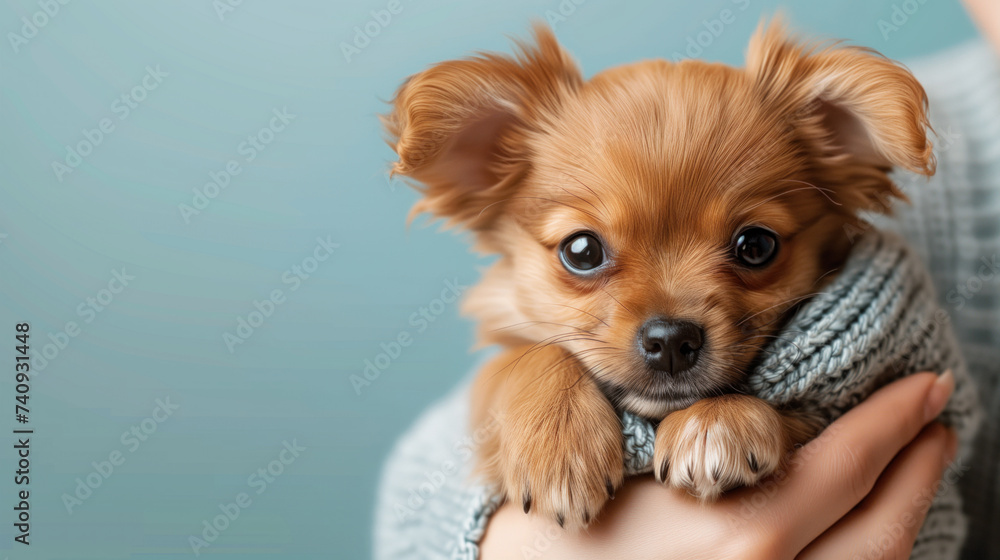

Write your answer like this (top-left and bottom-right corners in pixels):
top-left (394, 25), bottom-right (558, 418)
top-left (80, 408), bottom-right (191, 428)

top-left (0, 0), bottom-right (981, 558)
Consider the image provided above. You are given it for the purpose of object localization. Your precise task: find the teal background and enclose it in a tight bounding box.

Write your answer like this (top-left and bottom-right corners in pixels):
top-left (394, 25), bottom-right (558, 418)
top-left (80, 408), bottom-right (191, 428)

top-left (0, 0), bottom-right (980, 558)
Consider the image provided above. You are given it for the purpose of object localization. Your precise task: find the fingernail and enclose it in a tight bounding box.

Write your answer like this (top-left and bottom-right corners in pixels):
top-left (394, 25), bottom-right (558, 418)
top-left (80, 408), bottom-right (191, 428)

top-left (924, 370), bottom-right (954, 423)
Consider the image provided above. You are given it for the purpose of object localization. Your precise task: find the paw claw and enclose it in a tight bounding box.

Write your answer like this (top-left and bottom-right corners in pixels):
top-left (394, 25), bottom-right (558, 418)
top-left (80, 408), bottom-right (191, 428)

top-left (556, 513), bottom-right (565, 528)
top-left (606, 478), bottom-right (616, 500)
top-left (523, 494), bottom-right (531, 514)
top-left (657, 459), bottom-right (669, 483)
top-left (748, 453), bottom-right (759, 474)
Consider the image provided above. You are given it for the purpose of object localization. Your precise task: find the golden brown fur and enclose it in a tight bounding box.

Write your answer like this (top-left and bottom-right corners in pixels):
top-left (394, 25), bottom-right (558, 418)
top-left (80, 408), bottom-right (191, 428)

top-left (384, 19), bottom-right (934, 529)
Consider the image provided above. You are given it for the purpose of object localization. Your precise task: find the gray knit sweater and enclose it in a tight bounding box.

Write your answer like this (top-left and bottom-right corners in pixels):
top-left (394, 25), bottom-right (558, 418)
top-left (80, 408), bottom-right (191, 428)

top-left (374, 39), bottom-right (1000, 560)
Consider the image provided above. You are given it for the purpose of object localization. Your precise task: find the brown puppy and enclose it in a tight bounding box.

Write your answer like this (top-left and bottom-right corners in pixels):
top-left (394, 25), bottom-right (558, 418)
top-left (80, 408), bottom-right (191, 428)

top-left (383, 19), bottom-right (934, 529)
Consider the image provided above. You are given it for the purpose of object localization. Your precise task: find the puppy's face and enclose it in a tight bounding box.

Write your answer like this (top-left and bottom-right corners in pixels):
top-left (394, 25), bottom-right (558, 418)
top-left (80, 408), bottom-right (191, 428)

top-left (501, 73), bottom-right (840, 417)
top-left (386, 22), bottom-right (933, 418)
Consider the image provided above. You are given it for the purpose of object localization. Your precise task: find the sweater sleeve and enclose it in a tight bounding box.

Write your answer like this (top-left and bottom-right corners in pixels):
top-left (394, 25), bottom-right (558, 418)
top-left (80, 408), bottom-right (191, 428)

top-left (372, 380), bottom-right (502, 560)
top-left (372, 376), bottom-right (659, 559)
top-left (891, 39), bottom-right (1000, 560)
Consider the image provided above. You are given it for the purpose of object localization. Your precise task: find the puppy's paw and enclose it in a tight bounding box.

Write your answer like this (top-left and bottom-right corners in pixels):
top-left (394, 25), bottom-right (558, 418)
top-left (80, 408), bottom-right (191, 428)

top-left (497, 397), bottom-right (624, 530)
top-left (653, 395), bottom-right (786, 500)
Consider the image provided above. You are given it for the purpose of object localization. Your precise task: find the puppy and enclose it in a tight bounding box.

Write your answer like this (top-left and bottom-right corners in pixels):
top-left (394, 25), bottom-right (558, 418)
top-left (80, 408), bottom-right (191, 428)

top-left (383, 20), bottom-right (934, 529)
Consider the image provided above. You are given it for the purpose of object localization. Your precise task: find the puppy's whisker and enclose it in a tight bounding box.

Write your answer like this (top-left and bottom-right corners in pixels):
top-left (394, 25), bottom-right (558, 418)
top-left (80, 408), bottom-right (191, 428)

top-left (601, 288), bottom-right (638, 319)
top-left (473, 195), bottom-right (601, 223)
top-left (531, 334), bottom-right (608, 355)
top-left (537, 345), bottom-right (612, 380)
top-left (811, 267), bottom-right (841, 288)
top-left (740, 186), bottom-right (837, 214)
top-left (739, 332), bottom-right (802, 346)
top-left (529, 196), bottom-right (603, 221)
top-left (567, 176), bottom-right (611, 214)
top-left (490, 320), bottom-right (595, 335)
top-left (578, 359), bottom-right (622, 394)
top-left (488, 330), bottom-right (596, 384)
top-left (555, 184), bottom-right (604, 217)
top-left (541, 302), bottom-right (611, 328)
top-left (776, 179), bottom-right (842, 206)
top-left (503, 334), bottom-right (612, 399)
top-left (735, 292), bottom-right (829, 327)
top-left (553, 348), bottom-right (618, 390)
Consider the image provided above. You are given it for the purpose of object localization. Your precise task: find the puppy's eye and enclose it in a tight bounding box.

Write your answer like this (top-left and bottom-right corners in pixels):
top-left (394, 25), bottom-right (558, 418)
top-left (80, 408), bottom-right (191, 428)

top-left (734, 227), bottom-right (779, 267)
top-left (559, 232), bottom-right (605, 274)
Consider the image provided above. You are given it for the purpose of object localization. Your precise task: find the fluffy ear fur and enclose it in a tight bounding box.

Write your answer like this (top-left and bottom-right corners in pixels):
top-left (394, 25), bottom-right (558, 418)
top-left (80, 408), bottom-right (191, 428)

top-left (383, 25), bottom-right (581, 230)
top-left (745, 18), bottom-right (935, 213)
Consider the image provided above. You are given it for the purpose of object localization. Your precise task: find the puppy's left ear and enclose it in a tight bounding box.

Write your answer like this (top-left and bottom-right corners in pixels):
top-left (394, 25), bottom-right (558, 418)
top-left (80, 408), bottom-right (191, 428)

top-left (746, 19), bottom-right (934, 212)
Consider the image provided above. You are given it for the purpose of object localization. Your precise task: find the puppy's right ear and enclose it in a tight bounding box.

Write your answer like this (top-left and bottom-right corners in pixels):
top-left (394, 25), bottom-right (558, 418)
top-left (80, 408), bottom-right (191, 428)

top-left (383, 25), bottom-right (581, 230)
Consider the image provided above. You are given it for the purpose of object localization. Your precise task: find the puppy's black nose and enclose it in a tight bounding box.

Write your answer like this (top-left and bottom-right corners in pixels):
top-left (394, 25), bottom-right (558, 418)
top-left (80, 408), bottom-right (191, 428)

top-left (639, 318), bottom-right (703, 375)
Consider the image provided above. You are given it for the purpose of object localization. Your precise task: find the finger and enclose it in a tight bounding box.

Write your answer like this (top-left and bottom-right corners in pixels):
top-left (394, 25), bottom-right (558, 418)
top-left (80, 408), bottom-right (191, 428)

top-left (962, 0), bottom-right (1000, 54)
top-left (797, 423), bottom-right (958, 560)
top-left (764, 372), bottom-right (954, 551)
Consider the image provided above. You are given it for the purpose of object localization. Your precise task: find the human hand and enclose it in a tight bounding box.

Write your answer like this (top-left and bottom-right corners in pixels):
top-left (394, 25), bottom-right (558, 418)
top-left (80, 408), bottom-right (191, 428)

top-left (479, 371), bottom-right (957, 560)
top-left (963, 0), bottom-right (1000, 55)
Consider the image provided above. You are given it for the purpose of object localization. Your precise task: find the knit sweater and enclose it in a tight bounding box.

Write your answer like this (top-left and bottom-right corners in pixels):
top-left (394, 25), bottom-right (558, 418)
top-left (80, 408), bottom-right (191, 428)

top-left (373, 39), bottom-right (1000, 560)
